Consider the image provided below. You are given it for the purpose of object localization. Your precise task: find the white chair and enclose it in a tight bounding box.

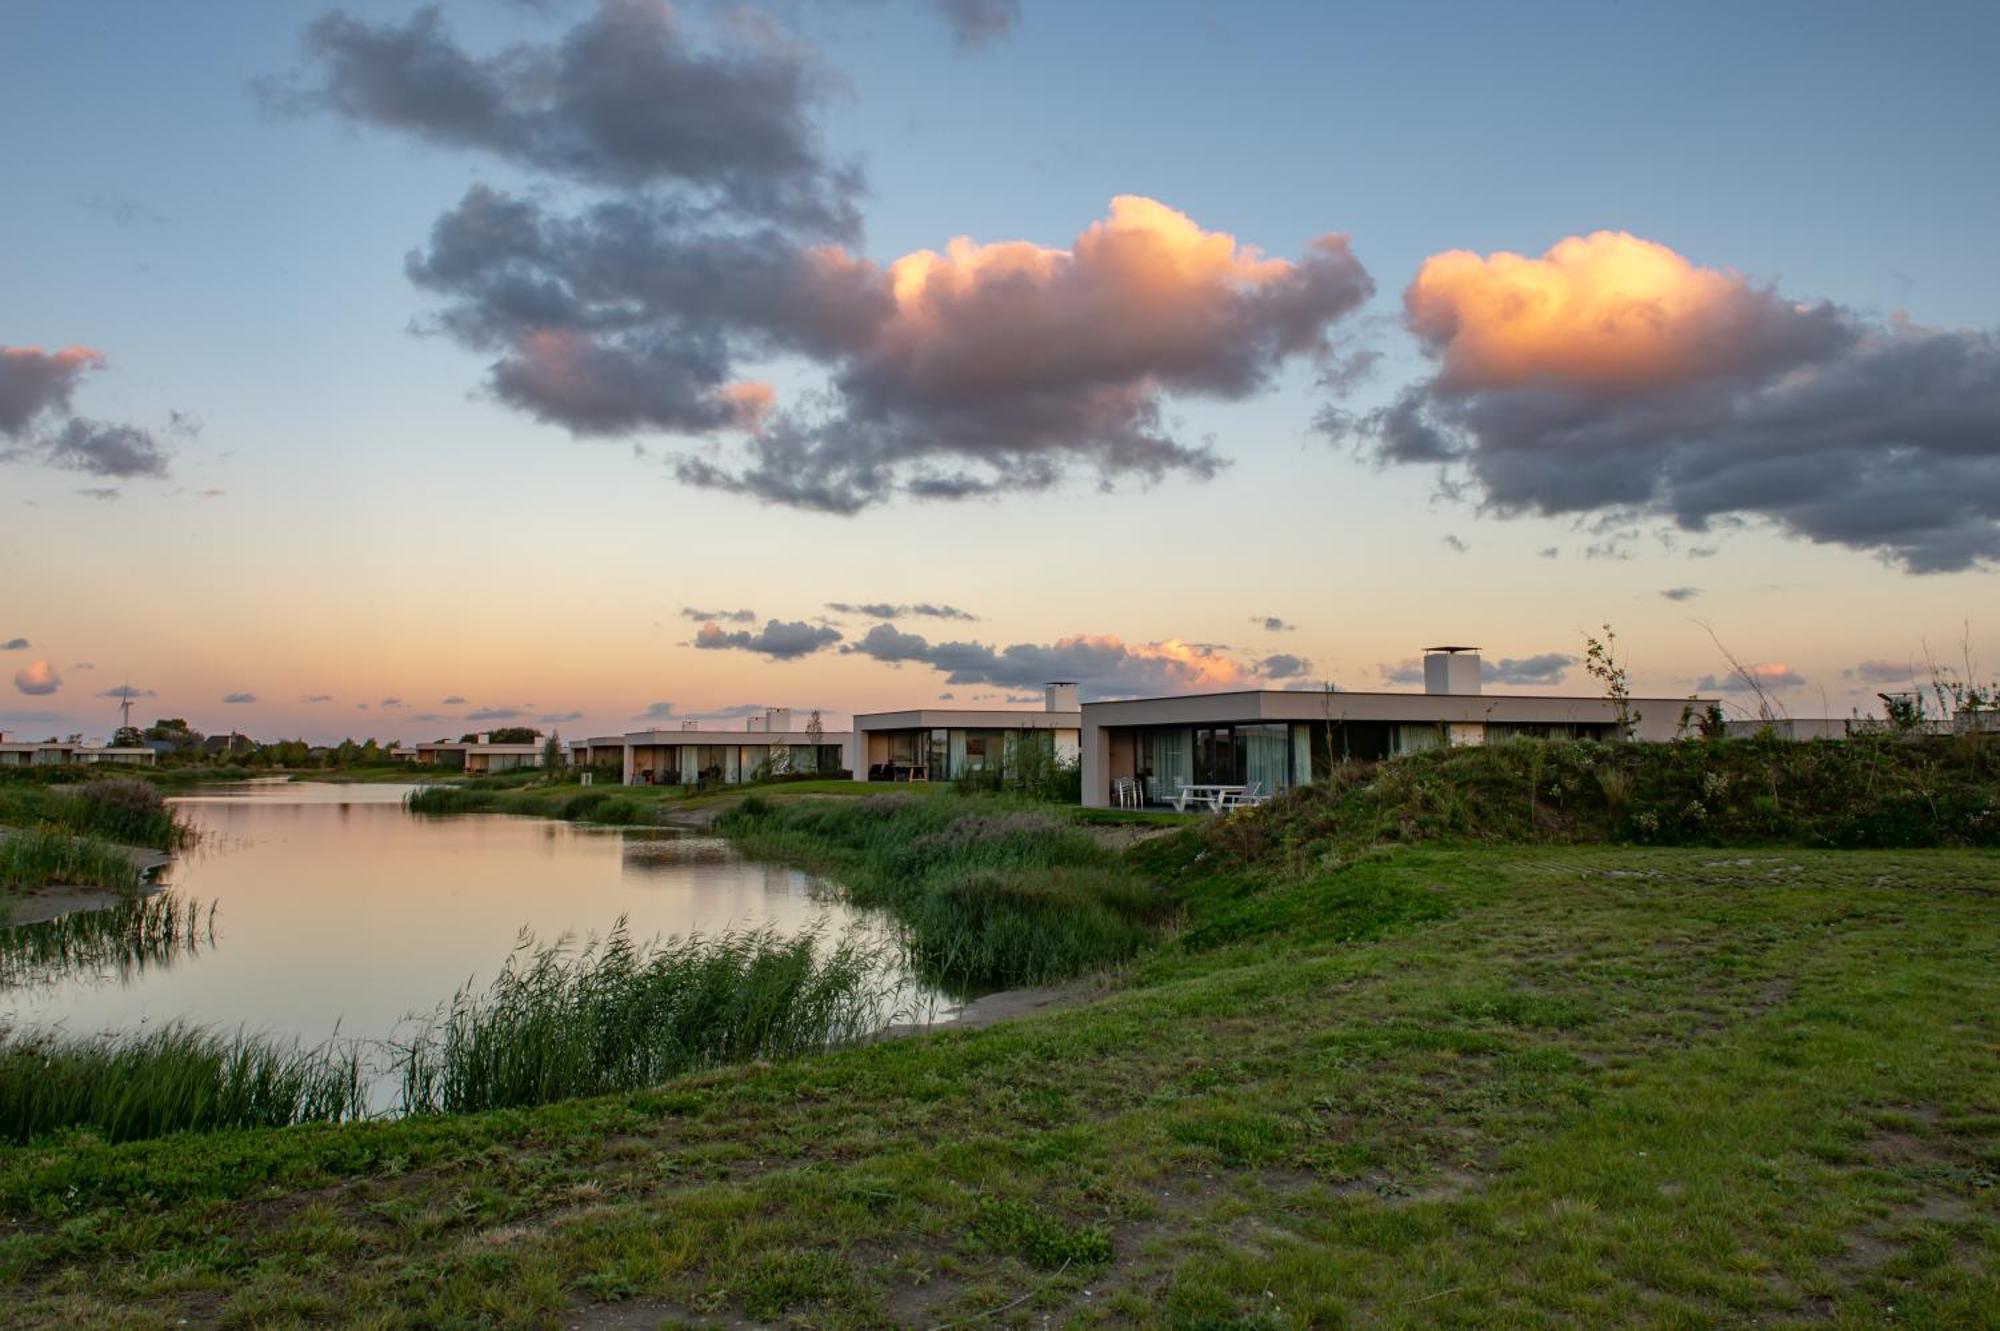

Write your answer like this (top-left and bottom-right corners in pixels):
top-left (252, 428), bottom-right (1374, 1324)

top-left (1220, 782), bottom-right (1265, 811)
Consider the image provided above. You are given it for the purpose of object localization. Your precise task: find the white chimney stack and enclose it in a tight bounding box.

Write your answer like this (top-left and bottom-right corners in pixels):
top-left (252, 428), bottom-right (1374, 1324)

top-left (764, 707), bottom-right (792, 733)
top-left (1422, 647), bottom-right (1482, 696)
top-left (1044, 682), bottom-right (1079, 713)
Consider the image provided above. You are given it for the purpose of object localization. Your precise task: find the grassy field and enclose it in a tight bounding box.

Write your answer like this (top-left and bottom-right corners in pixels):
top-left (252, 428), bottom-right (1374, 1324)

top-left (405, 776), bottom-right (890, 825)
top-left (1, 838), bottom-right (1992, 1328)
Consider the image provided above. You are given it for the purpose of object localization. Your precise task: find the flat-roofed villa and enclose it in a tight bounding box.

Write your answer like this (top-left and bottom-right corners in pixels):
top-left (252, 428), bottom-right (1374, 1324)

top-left (567, 736), bottom-right (627, 771)
top-left (851, 683), bottom-right (1082, 782)
top-left (414, 734), bottom-right (544, 774)
top-left (1081, 647), bottom-right (1709, 810)
top-left (621, 708), bottom-right (849, 786)
top-left (78, 744), bottom-right (157, 766)
top-left (0, 734), bottom-right (82, 766)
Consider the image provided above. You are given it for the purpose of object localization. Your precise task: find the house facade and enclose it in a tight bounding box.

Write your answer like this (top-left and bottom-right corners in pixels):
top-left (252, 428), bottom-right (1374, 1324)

top-left (414, 736), bottom-right (544, 774)
top-left (0, 734), bottom-right (82, 766)
top-left (621, 709), bottom-right (849, 786)
top-left (1080, 649), bottom-right (1708, 808)
top-left (851, 684), bottom-right (1082, 782)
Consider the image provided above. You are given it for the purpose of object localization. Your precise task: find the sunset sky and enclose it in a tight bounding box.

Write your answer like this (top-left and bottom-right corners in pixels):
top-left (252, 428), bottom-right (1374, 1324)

top-left (4, 0), bottom-right (1997, 743)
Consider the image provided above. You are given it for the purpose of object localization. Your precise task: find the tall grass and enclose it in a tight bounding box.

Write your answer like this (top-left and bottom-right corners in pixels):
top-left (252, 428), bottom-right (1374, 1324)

top-left (0, 1024), bottom-right (367, 1144)
top-left (0, 893), bottom-right (216, 989)
top-left (0, 775), bottom-right (183, 850)
top-left (718, 794), bottom-right (1164, 989)
top-left (404, 784), bottom-right (649, 824)
top-left (0, 828), bottom-right (143, 894)
top-left (397, 919), bottom-right (888, 1114)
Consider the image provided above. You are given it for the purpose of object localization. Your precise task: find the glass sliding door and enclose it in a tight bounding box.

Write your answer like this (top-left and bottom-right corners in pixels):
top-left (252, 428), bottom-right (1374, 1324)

top-left (1144, 727), bottom-right (1192, 803)
top-left (1242, 723), bottom-right (1291, 795)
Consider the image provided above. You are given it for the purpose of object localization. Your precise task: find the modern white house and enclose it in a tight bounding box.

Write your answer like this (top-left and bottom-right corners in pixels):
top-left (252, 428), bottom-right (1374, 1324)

top-left (850, 683), bottom-right (1082, 782)
top-left (0, 734), bottom-right (82, 766)
top-left (621, 708), bottom-right (850, 786)
top-left (567, 736), bottom-right (628, 771)
top-left (414, 735), bottom-right (544, 774)
top-left (77, 745), bottom-right (158, 766)
top-left (1081, 647), bottom-right (1710, 809)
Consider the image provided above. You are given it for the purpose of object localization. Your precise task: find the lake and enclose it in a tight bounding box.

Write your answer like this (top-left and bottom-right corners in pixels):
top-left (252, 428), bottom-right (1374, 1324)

top-left (2, 781), bottom-right (949, 1104)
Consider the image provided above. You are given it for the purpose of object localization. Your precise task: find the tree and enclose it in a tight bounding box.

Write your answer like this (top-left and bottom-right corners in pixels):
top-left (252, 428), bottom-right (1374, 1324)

top-left (805, 710), bottom-right (824, 772)
top-left (488, 726), bottom-right (541, 745)
top-left (543, 729), bottom-right (565, 772)
top-left (1584, 624), bottom-right (1640, 739)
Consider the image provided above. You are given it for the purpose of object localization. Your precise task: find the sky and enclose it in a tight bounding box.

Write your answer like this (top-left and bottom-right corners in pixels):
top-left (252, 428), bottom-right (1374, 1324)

top-left (3, 0), bottom-right (1997, 744)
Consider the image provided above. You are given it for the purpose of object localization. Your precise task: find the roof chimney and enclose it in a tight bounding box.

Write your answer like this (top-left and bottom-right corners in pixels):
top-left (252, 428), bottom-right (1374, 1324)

top-left (1422, 646), bottom-right (1481, 696)
top-left (764, 707), bottom-right (792, 733)
top-left (1044, 682), bottom-right (1079, 713)
top-left (476, 732), bottom-right (491, 744)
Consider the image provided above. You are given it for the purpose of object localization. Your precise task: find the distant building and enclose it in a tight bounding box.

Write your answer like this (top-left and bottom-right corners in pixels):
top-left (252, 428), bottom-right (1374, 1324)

top-left (201, 732), bottom-right (256, 759)
top-left (77, 745), bottom-right (158, 767)
top-left (851, 683), bottom-right (1082, 782)
top-left (619, 708), bottom-right (849, 786)
top-left (1081, 647), bottom-right (1710, 809)
top-left (0, 733), bottom-right (82, 766)
top-left (414, 734), bottom-right (544, 774)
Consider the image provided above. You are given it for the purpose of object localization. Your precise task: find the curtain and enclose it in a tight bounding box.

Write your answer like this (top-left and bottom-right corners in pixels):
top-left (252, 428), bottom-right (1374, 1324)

top-left (1244, 725), bottom-right (1291, 796)
top-left (1394, 724), bottom-right (1442, 756)
top-left (1146, 728), bottom-right (1192, 800)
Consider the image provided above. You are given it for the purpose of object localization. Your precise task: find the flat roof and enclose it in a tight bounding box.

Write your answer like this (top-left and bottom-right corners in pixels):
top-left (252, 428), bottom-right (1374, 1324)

top-left (853, 708), bottom-right (1081, 728)
top-left (1079, 688), bottom-right (1709, 735)
top-left (623, 728), bottom-right (854, 743)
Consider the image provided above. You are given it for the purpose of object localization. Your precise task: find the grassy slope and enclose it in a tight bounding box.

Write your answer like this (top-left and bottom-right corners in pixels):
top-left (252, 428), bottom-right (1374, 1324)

top-left (2, 842), bottom-right (1994, 1328)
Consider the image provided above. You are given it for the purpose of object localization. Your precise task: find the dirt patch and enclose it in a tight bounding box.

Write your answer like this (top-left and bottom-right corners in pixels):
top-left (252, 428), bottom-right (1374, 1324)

top-left (878, 974), bottom-right (1113, 1040)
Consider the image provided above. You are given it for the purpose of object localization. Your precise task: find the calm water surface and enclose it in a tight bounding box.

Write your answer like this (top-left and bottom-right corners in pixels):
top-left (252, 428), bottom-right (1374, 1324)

top-left (5, 782), bottom-right (948, 1061)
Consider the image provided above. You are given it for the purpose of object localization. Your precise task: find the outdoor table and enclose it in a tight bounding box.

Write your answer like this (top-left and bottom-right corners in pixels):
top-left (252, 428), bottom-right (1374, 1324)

top-left (1173, 783), bottom-right (1246, 812)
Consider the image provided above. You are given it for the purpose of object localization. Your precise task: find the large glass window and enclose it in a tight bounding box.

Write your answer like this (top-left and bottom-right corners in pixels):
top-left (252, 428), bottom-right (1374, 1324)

top-left (1242, 723), bottom-right (1291, 795)
top-left (928, 728), bottom-right (950, 778)
top-left (1143, 727), bottom-right (1192, 801)
top-left (1193, 727), bottom-right (1245, 785)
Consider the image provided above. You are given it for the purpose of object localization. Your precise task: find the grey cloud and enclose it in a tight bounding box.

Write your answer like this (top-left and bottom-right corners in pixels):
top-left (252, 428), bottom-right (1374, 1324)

top-left (932, 0), bottom-right (1019, 49)
top-left (538, 710), bottom-right (584, 723)
top-left (305, 694), bottom-right (333, 703)
top-left (1482, 653), bottom-right (1576, 685)
top-left (825, 601), bottom-right (976, 621)
top-left (270, 1), bottom-right (860, 237)
top-left (839, 623), bottom-right (1247, 699)
top-left (99, 685), bottom-right (156, 699)
top-left (465, 705), bottom-right (524, 721)
top-left (634, 700), bottom-right (677, 720)
top-left (13, 662), bottom-right (61, 696)
top-left (222, 691), bottom-right (257, 704)
top-left (1845, 659), bottom-right (1919, 685)
top-left (691, 618), bottom-right (842, 660)
top-left (81, 193), bottom-right (168, 228)
top-left (1257, 653), bottom-right (1312, 680)
top-left (45, 418), bottom-right (171, 479)
top-left (1697, 666), bottom-right (1807, 692)
top-left (1, 346), bottom-right (101, 436)
top-left (1660, 586), bottom-right (1702, 602)
top-left (381, 697), bottom-right (406, 708)
top-left (1335, 310), bottom-right (2000, 574)
top-left (1, 638), bottom-right (27, 651)
top-left (76, 487), bottom-right (121, 501)
top-left (441, 694), bottom-right (467, 704)
top-left (1252, 616), bottom-right (1295, 633)
top-left (1379, 659), bottom-right (1425, 686)
top-left (680, 606), bottom-right (757, 623)
top-left (1442, 534), bottom-right (1469, 554)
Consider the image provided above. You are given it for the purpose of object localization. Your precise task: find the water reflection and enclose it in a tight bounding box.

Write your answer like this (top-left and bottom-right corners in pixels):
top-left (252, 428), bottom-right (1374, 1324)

top-left (3, 783), bottom-right (950, 1067)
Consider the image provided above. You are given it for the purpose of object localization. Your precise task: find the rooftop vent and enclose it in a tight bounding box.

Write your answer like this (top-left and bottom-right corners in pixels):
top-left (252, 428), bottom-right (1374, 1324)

top-left (1422, 646), bottom-right (1482, 696)
top-left (1044, 682), bottom-right (1079, 713)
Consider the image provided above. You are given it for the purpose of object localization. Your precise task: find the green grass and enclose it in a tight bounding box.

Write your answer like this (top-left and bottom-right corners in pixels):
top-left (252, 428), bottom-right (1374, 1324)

top-left (0, 892), bottom-right (214, 989)
top-left (0, 845), bottom-right (1992, 1327)
top-left (717, 794), bottom-right (1166, 989)
top-left (404, 776), bottom-right (877, 825)
top-left (0, 775), bottom-right (183, 851)
top-left (0, 1025), bottom-right (368, 1145)
top-left (398, 920), bottom-right (890, 1115)
top-left (0, 828), bottom-right (143, 895)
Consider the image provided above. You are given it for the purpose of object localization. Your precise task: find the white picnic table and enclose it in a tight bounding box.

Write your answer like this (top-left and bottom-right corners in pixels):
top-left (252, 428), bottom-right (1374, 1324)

top-left (1166, 782), bottom-right (1247, 813)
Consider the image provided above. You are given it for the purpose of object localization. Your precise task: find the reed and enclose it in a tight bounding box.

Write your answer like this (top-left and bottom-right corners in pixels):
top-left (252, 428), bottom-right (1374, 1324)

top-left (0, 776), bottom-right (183, 850)
top-left (0, 1024), bottom-right (367, 1145)
top-left (0, 893), bottom-right (216, 989)
top-left (0, 828), bottom-right (142, 894)
top-left (397, 918), bottom-right (888, 1115)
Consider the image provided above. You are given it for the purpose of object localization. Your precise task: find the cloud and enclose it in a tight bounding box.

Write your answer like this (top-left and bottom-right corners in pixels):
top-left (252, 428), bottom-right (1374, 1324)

top-left (99, 684), bottom-right (155, 700)
top-left (0, 345), bottom-right (103, 436)
top-left (1697, 662), bottom-right (1807, 692)
top-left (1328, 230), bottom-right (2000, 573)
top-left (43, 418), bottom-right (171, 478)
top-left (380, 696), bottom-right (406, 708)
top-left (407, 188), bottom-right (1372, 513)
top-left (1442, 533), bottom-right (1469, 554)
top-left (679, 606), bottom-right (757, 623)
top-left (538, 710), bottom-right (584, 724)
top-left (692, 618), bottom-right (842, 660)
top-left (634, 700), bottom-right (677, 720)
top-left (1252, 616), bottom-right (1295, 633)
top-left (76, 487), bottom-right (121, 501)
top-left (1, 638), bottom-right (27, 651)
top-left (305, 694), bottom-right (333, 703)
top-left (932, 0), bottom-right (1019, 49)
top-left (266, 1), bottom-right (860, 238)
top-left (1379, 659), bottom-right (1425, 686)
top-left (825, 601), bottom-right (976, 621)
top-left (441, 694), bottom-right (468, 705)
top-left (1482, 653), bottom-right (1576, 685)
top-left (1844, 659), bottom-right (1919, 685)
top-left (1256, 652), bottom-right (1312, 680)
top-left (465, 705), bottom-right (525, 721)
top-left (222, 691), bottom-right (257, 704)
top-left (1660, 586), bottom-right (1702, 602)
top-left (841, 623), bottom-right (1252, 698)
top-left (12, 661), bottom-right (61, 696)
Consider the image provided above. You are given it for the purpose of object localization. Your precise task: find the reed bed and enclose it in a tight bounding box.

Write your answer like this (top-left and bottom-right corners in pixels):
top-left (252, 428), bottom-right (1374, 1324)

top-left (717, 795), bottom-right (1165, 989)
top-left (398, 919), bottom-right (888, 1114)
top-left (0, 1024), bottom-right (367, 1144)
top-left (0, 775), bottom-right (184, 851)
top-left (0, 893), bottom-right (216, 989)
top-left (0, 828), bottom-right (143, 894)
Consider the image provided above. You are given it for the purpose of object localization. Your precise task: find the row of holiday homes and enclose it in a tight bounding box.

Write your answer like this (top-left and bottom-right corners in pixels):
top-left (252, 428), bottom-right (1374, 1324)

top-left (552, 648), bottom-right (1716, 809)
